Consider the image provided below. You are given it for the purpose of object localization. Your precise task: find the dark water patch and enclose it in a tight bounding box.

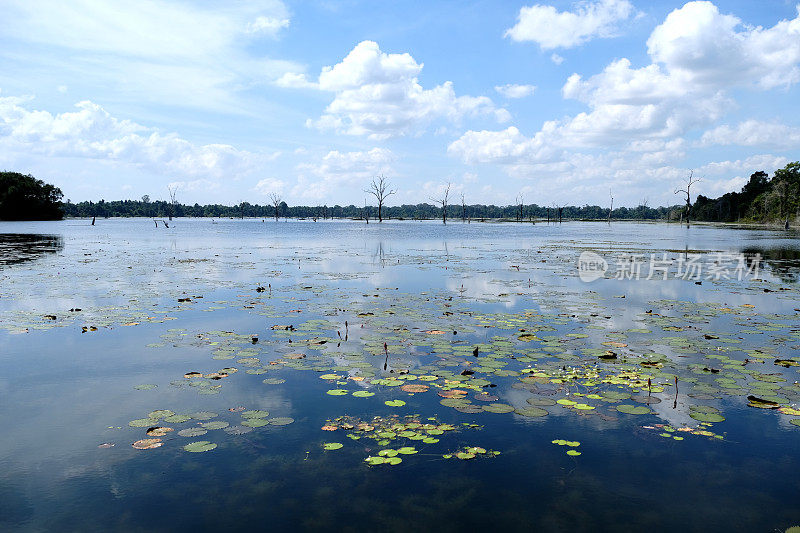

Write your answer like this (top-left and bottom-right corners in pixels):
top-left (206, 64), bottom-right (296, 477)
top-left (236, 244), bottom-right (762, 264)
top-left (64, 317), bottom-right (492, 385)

top-left (0, 233), bottom-right (63, 267)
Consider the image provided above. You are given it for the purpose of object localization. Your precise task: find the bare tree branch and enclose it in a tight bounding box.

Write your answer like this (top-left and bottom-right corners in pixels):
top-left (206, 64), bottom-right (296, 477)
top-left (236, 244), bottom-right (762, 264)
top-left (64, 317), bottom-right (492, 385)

top-left (674, 170), bottom-right (701, 227)
top-left (429, 182), bottom-right (451, 225)
top-left (268, 192), bottom-right (282, 221)
top-left (365, 175), bottom-right (396, 222)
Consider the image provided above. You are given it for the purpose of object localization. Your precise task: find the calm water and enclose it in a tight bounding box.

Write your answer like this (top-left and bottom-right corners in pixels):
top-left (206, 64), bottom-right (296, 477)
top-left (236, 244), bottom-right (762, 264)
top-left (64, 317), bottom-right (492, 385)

top-left (1, 218), bottom-right (799, 532)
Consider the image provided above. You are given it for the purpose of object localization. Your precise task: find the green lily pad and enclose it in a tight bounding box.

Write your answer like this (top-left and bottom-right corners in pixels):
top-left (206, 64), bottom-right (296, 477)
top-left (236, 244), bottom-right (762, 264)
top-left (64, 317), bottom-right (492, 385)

top-left (515, 407), bottom-right (548, 417)
top-left (148, 410), bottom-right (175, 419)
top-left (327, 389), bottom-right (349, 396)
top-left (241, 410), bottom-right (270, 418)
top-left (385, 399), bottom-right (406, 407)
top-left (241, 418), bottom-right (270, 428)
top-left (178, 428), bottom-right (208, 437)
top-left (129, 418), bottom-right (159, 427)
top-left (397, 446), bottom-right (418, 455)
top-left (269, 417), bottom-right (295, 425)
top-left (183, 441), bottom-right (217, 453)
top-left (616, 404), bottom-right (651, 415)
top-left (482, 403), bottom-right (515, 413)
top-left (323, 442), bottom-right (343, 450)
top-left (352, 390), bottom-right (375, 397)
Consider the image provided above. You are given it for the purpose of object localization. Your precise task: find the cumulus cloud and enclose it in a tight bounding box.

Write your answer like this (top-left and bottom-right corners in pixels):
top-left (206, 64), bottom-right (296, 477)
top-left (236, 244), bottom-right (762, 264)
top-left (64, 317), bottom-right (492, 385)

top-left (286, 41), bottom-right (507, 139)
top-left (292, 147), bottom-right (396, 200)
top-left (0, 96), bottom-right (275, 180)
top-left (452, 1), bottom-right (800, 197)
top-left (647, 1), bottom-right (800, 90)
top-left (700, 120), bottom-right (800, 149)
top-left (495, 84), bottom-right (537, 98)
top-left (505, 0), bottom-right (635, 50)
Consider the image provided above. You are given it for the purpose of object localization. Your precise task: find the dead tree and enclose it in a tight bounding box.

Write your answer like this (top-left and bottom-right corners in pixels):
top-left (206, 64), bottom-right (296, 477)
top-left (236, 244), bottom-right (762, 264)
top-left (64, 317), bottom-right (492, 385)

top-left (516, 194), bottom-right (524, 222)
top-left (268, 192), bottom-right (282, 221)
top-left (364, 199), bottom-right (369, 224)
top-left (608, 188), bottom-right (613, 224)
top-left (460, 192), bottom-right (467, 223)
top-left (674, 171), bottom-right (701, 227)
top-left (167, 185), bottom-right (179, 221)
top-left (365, 175), bottom-right (396, 222)
top-left (429, 182), bottom-right (451, 225)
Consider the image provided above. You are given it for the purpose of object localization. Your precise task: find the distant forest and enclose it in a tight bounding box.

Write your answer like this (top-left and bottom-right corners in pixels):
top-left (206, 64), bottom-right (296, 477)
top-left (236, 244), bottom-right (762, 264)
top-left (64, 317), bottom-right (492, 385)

top-left (7, 161), bottom-right (799, 225)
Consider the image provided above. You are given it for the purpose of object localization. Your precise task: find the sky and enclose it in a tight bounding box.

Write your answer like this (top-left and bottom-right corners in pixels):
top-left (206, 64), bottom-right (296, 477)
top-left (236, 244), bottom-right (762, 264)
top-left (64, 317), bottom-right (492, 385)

top-left (1, 0), bottom-right (799, 208)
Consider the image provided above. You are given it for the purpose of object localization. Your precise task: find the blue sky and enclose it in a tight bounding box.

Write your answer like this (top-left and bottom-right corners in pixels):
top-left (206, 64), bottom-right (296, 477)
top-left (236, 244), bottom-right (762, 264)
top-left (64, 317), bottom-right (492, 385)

top-left (1, 0), bottom-right (799, 208)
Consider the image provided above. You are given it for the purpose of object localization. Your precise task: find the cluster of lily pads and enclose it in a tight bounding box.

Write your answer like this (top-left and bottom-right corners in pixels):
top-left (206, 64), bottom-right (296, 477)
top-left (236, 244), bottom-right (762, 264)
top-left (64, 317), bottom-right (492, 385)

top-left (127, 407), bottom-right (294, 453)
top-left (317, 414), bottom-right (494, 465)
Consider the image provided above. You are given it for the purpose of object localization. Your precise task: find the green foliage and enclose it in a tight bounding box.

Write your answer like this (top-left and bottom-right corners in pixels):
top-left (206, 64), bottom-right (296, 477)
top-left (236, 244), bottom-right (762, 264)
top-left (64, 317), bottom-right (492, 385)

top-left (692, 163), bottom-right (800, 223)
top-left (0, 172), bottom-right (63, 220)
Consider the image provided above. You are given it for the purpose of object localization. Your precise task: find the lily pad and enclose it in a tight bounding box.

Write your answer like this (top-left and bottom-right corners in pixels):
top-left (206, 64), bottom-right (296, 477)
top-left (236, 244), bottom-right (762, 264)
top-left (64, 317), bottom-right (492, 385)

top-left (323, 442), bottom-right (343, 450)
top-left (616, 404), bottom-right (651, 415)
top-left (132, 438), bottom-right (162, 450)
top-left (178, 428), bottom-right (208, 437)
top-left (183, 441), bottom-right (217, 453)
top-left (385, 400), bottom-right (406, 407)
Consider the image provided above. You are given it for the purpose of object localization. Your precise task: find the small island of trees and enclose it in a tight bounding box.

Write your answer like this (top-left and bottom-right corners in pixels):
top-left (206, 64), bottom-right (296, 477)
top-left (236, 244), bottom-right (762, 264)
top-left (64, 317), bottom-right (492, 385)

top-left (0, 172), bottom-right (64, 221)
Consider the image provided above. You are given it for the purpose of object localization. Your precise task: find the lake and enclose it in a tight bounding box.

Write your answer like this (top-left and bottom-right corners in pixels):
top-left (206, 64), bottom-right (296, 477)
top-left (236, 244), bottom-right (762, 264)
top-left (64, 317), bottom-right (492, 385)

top-left (1, 218), bottom-right (799, 532)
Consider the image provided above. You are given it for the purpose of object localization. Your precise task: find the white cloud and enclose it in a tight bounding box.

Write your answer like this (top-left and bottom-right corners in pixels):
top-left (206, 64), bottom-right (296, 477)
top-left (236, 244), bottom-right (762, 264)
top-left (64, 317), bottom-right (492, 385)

top-left (551, 53), bottom-right (565, 65)
top-left (647, 1), bottom-right (800, 90)
top-left (0, 96), bottom-right (275, 181)
top-left (700, 120), bottom-right (800, 149)
top-left (246, 16), bottom-right (290, 36)
top-left (495, 84), bottom-right (537, 98)
top-left (505, 0), bottom-right (635, 50)
top-left (292, 147), bottom-right (396, 200)
top-left (274, 72), bottom-right (318, 89)
top-left (297, 41), bottom-right (507, 139)
top-left (0, 0), bottom-right (297, 111)
top-left (447, 126), bottom-right (555, 164)
top-left (253, 177), bottom-right (286, 195)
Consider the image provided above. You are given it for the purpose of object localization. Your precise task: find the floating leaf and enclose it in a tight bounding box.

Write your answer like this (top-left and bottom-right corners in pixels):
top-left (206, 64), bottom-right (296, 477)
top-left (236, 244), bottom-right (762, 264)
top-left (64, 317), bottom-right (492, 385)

top-left (327, 389), bottom-right (349, 396)
top-left (146, 426), bottom-right (173, 437)
top-left (178, 428), bottom-right (208, 437)
top-left (132, 438), bottom-right (162, 450)
top-left (129, 418), bottom-right (158, 428)
top-left (241, 410), bottom-right (270, 419)
top-left (616, 404), bottom-right (651, 415)
top-left (482, 403), bottom-right (515, 413)
top-left (566, 450), bottom-right (581, 456)
top-left (401, 384), bottom-right (429, 393)
top-left (352, 390), bottom-right (375, 397)
top-left (323, 442), bottom-right (343, 450)
top-left (269, 417), bottom-right (294, 426)
top-left (385, 400), bottom-right (406, 407)
top-left (183, 441), bottom-right (217, 453)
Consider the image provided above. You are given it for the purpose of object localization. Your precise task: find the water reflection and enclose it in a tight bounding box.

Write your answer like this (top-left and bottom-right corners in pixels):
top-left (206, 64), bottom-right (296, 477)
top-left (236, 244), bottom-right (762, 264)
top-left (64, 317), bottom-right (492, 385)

top-left (742, 247), bottom-right (800, 283)
top-left (0, 233), bottom-right (63, 266)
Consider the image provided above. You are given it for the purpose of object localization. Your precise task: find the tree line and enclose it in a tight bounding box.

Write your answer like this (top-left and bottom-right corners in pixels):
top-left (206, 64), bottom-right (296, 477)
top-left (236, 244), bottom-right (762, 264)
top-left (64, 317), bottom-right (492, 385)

top-left (61, 197), bottom-right (676, 221)
top-left (4, 162), bottom-right (798, 225)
